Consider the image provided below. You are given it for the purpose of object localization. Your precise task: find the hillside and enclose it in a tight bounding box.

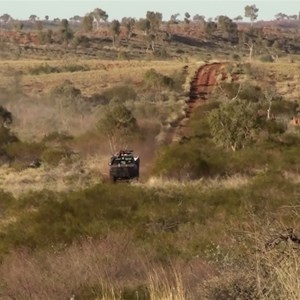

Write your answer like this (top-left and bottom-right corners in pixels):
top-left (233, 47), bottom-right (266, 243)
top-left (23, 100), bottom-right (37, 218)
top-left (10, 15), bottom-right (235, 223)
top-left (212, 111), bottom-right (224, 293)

top-left (0, 16), bottom-right (300, 300)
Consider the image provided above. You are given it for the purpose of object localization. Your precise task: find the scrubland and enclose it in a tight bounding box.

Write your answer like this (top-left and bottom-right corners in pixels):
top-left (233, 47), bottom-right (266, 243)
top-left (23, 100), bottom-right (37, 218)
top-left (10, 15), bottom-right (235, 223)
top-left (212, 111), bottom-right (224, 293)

top-left (0, 46), bottom-right (300, 299)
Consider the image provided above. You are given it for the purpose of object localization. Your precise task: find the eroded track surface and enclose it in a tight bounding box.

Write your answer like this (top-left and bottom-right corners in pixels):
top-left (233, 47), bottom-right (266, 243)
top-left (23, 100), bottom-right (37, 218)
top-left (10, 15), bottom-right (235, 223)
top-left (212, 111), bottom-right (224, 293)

top-left (187, 62), bottom-right (226, 115)
top-left (167, 62), bottom-right (226, 143)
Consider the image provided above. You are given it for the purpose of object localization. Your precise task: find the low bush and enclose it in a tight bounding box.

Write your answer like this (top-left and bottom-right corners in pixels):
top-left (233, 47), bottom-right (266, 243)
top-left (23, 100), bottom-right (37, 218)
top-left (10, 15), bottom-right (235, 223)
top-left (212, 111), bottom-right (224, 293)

top-left (63, 63), bottom-right (89, 72)
top-left (0, 126), bottom-right (18, 149)
top-left (50, 80), bottom-right (82, 99)
top-left (42, 131), bottom-right (73, 145)
top-left (143, 69), bottom-right (174, 90)
top-left (4, 141), bottom-right (45, 169)
top-left (0, 189), bottom-right (14, 216)
top-left (41, 148), bottom-right (67, 166)
top-left (259, 54), bottom-right (274, 63)
top-left (29, 63), bottom-right (60, 75)
top-left (219, 82), bottom-right (264, 102)
top-left (102, 84), bottom-right (137, 103)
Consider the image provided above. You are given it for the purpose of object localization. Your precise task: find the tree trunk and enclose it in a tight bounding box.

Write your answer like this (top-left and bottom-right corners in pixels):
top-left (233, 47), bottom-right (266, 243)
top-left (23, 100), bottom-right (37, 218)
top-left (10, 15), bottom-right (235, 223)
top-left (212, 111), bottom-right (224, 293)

top-left (249, 44), bottom-right (253, 60)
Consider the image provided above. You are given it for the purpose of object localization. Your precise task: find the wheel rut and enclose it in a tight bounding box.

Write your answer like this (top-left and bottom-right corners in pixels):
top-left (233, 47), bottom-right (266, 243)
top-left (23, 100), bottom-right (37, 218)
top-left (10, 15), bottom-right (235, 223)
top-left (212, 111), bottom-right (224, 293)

top-left (166, 62), bottom-right (226, 143)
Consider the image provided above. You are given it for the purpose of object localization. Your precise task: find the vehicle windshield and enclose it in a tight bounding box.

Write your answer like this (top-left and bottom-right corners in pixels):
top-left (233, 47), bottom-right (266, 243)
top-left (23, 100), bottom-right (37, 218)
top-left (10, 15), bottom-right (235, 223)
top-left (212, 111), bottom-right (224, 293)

top-left (111, 156), bottom-right (134, 165)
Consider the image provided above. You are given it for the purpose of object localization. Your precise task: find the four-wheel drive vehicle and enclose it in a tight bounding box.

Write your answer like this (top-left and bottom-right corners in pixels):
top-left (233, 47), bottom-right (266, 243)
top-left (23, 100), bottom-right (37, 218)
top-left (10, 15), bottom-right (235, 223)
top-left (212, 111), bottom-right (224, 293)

top-left (109, 150), bottom-right (140, 182)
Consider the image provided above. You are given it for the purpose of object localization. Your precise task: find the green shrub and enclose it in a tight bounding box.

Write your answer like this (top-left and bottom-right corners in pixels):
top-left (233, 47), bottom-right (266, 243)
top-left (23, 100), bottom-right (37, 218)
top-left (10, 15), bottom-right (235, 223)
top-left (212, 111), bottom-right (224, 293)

top-left (267, 120), bottom-right (286, 135)
top-left (42, 131), bottom-right (73, 145)
top-left (117, 51), bottom-right (130, 60)
top-left (231, 53), bottom-right (241, 61)
top-left (169, 70), bottom-right (187, 92)
top-left (152, 137), bottom-right (230, 178)
top-left (0, 126), bottom-right (18, 149)
top-left (4, 141), bottom-right (44, 168)
top-left (72, 35), bottom-right (90, 47)
top-left (62, 64), bottom-right (89, 72)
top-left (41, 148), bottom-right (67, 166)
top-left (240, 85), bottom-right (264, 102)
top-left (50, 80), bottom-right (82, 99)
top-left (0, 189), bottom-right (14, 216)
top-left (271, 100), bottom-right (298, 115)
top-left (102, 84), bottom-right (137, 102)
top-left (217, 82), bottom-right (264, 102)
top-left (29, 63), bottom-right (59, 75)
top-left (259, 54), bottom-right (274, 63)
top-left (88, 93), bottom-right (110, 106)
top-left (143, 69), bottom-right (174, 90)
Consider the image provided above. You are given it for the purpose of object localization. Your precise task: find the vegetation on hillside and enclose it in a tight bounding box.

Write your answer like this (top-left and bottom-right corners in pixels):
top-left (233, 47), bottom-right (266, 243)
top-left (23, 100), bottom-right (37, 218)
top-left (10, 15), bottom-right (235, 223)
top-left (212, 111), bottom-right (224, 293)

top-left (0, 3), bottom-right (300, 299)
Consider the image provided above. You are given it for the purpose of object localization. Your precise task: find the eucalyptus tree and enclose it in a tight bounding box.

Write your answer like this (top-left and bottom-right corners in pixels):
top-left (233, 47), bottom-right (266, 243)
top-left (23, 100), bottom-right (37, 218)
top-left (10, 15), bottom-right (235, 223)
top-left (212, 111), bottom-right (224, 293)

top-left (244, 4), bottom-right (259, 26)
top-left (110, 20), bottom-right (121, 47)
top-left (92, 8), bottom-right (108, 30)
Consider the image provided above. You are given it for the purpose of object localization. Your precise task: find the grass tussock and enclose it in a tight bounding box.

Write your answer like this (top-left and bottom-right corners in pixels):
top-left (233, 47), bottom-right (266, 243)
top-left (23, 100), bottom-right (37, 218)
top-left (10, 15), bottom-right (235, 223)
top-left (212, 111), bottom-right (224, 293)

top-left (0, 234), bottom-right (214, 300)
top-left (144, 174), bottom-right (250, 191)
top-left (0, 155), bottom-right (105, 196)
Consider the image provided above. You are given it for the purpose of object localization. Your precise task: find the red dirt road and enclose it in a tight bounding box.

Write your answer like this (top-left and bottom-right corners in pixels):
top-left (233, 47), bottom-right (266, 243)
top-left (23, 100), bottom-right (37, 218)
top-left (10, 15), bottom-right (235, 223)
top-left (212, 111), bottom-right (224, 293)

top-left (166, 62), bottom-right (226, 143)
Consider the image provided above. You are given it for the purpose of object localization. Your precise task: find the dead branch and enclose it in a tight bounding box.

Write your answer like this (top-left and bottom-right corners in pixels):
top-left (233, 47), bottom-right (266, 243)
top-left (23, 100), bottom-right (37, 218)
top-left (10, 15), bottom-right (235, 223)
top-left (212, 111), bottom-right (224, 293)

top-left (265, 228), bottom-right (300, 250)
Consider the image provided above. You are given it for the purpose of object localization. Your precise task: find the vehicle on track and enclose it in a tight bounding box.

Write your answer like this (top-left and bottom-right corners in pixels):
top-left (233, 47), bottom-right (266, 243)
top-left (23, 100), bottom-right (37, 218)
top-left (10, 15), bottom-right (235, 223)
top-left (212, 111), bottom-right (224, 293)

top-left (109, 150), bottom-right (140, 183)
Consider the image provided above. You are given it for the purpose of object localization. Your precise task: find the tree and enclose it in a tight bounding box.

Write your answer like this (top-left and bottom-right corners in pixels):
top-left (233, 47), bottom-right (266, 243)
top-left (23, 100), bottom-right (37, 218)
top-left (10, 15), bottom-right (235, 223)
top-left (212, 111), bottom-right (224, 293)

top-left (208, 100), bottom-right (260, 151)
top-left (92, 8), bottom-right (108, 30)
top-left (97, 102), bottom-right (140, 153)
top-left (0, 106), bottom-right (12, 127)
top-left (0, 14), bottom-right (12, 24)
top-left (184, 12), bottom-right (191, 24)
top-left (69, 15), bottom-right (81, 23)
top-left (0, 106), bottom-right (16, 149)
top-left (59, 19), bottom-right (73, 45)
top-left (38, 29), bottom-right (53, 45)
top-left (217, 15), bottom-right (238, 40)
top-left (263, 90), bottom-right (276, 120)
top-left (45, 15), bottom-right (49, 21)
top-left (82, 14), bottom-right (93, 32)
top-left (146, 11), bottom-right (162, 32)
top-left (170, 13), bottom-right (180, 24)
top-left (289, 15), bottom-right (298, 20)
top-left (193, 14), bottom-right (205, 23)
top-left (136, 18), bottom-right (150, 34)
top-left (234, 15), bottom-right (243, 22)
top-left (29, 14), bottom-right (37, 22)
top-left (110, 20), bottom-right (121, 47)
top-left (239, 27), bottom-right (264, 60)
top-left (204, 21), bottom-right (217, 36)
top-left (121, 17), bottom-right (135, 42)
top-left (244, 4), bottom-right (259, 26)
top-left (275, 13), bottom-right (282, 20)
top-left (35, 20), bottom-right (43, 31)
top-left (145, 11), bottom-right (163, 51)
top-left (13, 21), bottom-right (24, 32)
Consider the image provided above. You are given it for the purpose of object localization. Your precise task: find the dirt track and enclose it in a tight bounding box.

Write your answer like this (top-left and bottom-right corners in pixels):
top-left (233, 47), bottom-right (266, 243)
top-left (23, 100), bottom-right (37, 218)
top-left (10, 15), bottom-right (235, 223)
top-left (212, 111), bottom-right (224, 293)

top-left (188, 62), bottom-right (225, 112)
top-left (166, 62), bottom-right (226, 143)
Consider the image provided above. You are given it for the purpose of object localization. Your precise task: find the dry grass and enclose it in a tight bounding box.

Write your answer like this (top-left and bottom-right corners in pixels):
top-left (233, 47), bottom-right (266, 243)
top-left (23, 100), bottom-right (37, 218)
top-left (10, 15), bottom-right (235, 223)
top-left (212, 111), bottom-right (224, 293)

top-left (143, 174), bottom-right (250, 191)
top-left (257, 244), bottom-right (300, 300)
top-left (0, 233), bottom-right (213, 300)
top-left (248, 60), bottom-right (300, 101)
top-left (0, 155), bottom-right (106, 196)
top-left (148, 268), bottom-right (187, 300)
top-left (283, 171), bottom-right (300, 184)
top-left (0, 59), bottom-right (186, 97)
